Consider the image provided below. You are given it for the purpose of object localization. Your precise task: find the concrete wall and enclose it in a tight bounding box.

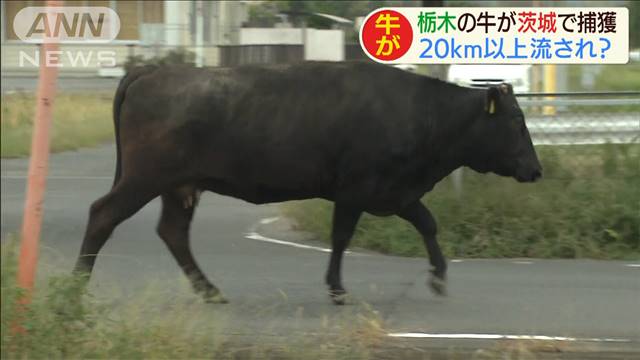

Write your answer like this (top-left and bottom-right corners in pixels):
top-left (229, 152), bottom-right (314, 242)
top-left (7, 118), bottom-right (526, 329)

top-left (164, 0), bottom-right (191, 46)
top-left (240, 28), bottom-right (344, 61)
top-left (304, 29), bottom-right (344, 61)
top-left (239, 28), bottom-right (303, 45)
top-left (211, 1), bottom-right (248, 45)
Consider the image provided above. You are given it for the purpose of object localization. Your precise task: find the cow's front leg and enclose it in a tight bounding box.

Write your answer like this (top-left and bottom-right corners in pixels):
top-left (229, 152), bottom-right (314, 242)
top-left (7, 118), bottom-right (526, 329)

top-left (325, 204), bottom-right (362, 305)
top-left (397, 201), bottom-right (447, 296)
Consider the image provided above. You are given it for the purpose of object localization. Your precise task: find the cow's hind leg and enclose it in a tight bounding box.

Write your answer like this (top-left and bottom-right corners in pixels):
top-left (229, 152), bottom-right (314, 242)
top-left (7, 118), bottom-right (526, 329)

top-left (325, 204), bottom-right (362, 305)
top-left (73, 179), bottom-right (160, 279)
top-left (157, 189), bottom-right (227, 303)
top-left (397, 201), bottom-right (447, 296)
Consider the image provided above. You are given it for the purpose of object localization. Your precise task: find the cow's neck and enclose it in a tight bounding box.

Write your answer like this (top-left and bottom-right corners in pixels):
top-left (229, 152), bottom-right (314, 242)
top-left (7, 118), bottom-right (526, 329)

top-left (421, 83), bottom-right (487, 187)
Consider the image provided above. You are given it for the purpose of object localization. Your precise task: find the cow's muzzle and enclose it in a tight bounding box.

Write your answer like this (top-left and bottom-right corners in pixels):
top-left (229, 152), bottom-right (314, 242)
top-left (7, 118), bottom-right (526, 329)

top-left (516, 168), bottom-right (542, 183)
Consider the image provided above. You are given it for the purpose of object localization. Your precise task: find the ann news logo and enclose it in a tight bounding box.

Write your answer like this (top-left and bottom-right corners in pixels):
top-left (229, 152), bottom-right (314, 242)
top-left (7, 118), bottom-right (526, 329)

top-left (13, 6), bottom-right (120, 43)
top-left (360, 9), bottom-right (413, 62)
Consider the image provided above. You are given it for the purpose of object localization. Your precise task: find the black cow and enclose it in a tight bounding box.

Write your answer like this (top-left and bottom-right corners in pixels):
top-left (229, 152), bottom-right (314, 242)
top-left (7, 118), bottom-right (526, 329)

top-left (73, 61), bottom-right (541, 304)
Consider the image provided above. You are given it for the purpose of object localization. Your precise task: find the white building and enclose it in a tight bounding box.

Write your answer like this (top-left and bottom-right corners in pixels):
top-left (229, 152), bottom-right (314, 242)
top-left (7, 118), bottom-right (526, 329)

top-left (1, 1), bottom-right (346, 77)
top-left (1, 0), bottom-right (249, 76)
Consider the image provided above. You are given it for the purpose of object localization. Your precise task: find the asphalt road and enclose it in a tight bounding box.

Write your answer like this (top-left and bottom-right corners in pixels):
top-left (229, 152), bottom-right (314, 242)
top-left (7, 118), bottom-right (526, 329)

top-left (2, 145), bottom-right (639, 356)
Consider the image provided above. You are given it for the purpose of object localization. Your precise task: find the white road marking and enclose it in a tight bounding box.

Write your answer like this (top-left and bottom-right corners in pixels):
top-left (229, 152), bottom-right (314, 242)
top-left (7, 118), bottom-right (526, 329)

top-left (625, 264), bottom-right (640, 268)
top-left (246, 218), bottom-right (366, 255)
top-left (387, 333), bottom-right (631, 343)
top-left (512, 260), bottom-right (534, 265)
top-left (259, 217), bottom-right (280, 225)
top-left (245, 231), bottom-right (333, 253)
top-left (451, 259), bottom-right (464, 263)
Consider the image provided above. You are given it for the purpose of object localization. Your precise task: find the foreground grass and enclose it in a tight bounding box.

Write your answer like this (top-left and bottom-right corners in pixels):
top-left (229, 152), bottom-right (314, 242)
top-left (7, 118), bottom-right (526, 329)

top-left (284, 144), bottom-right (640, 260)
top-left (1, 92), bottom-right (113, 158)
top-left (3, 245), bottom-right (601, 360)
top-left (0, 244), bottom-right (385, 359)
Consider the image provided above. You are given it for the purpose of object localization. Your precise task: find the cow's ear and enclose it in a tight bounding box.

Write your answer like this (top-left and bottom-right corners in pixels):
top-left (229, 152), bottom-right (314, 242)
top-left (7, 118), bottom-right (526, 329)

top-left (486, 87), bottom-right (500, 115)
top-left (499, 83), bottom-right (513, 95)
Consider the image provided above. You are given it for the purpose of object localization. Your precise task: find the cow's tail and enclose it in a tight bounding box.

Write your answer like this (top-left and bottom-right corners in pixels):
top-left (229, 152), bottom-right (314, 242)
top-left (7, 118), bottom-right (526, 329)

top-left (111, 65), bottom-right (157, 188)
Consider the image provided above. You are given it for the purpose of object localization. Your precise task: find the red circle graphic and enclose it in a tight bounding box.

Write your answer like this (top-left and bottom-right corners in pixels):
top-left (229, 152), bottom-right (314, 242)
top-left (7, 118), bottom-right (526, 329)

top-left (361, 10), bottom-right (413, 61)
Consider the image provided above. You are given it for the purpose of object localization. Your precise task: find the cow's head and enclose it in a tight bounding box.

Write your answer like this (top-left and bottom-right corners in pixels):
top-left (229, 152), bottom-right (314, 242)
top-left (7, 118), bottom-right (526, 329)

top-left (467, 84), bottom-right (542, 183)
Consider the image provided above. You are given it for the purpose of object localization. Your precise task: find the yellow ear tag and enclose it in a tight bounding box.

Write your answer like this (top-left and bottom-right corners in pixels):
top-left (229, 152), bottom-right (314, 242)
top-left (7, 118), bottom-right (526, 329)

top-left (488, 100), bottom-right (496, 114)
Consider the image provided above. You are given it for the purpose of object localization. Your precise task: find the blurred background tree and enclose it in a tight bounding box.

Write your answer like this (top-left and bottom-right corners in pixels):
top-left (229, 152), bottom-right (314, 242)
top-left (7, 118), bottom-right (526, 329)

top-left (246, 1), bottom-right (393, 29)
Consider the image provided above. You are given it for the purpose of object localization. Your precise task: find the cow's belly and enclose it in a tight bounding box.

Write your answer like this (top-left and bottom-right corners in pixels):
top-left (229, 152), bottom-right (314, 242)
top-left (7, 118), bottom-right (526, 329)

top-left (196, 149), bottom-right (429, 211)
top-left (199, 177), bottom-right (329, 204)
top-left (198, 177), bottom-right (425, 216)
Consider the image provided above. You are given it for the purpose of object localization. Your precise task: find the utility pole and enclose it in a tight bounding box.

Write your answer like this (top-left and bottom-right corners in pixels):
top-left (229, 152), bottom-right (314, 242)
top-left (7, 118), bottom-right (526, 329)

top-left (17, 0), bottom-right (60, 308)
top-left (195, 0), bottom-right (204, 67)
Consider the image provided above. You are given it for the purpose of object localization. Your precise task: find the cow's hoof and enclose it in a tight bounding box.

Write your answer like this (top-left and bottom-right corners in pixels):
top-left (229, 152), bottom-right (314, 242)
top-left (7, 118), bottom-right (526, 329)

top-left (329, 289), bottom-right (350, 305)
top-left (204, 291), bottom-right (229, 304)
top-left (428, 276), bottom-right (447, 296)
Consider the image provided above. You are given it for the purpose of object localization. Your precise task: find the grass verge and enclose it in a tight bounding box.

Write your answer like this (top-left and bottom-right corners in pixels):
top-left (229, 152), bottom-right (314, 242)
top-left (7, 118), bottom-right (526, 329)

top-left (1, 92), bottom-right (114, 158)
top-left (283, 144), bottom-right (640, 260)
top-left (0, 243), bottom-right (385, 359)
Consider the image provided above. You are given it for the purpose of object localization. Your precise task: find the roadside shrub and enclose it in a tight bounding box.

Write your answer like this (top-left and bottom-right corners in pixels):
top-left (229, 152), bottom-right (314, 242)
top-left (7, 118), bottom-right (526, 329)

top-left (124, 48), bottom-right (196, 73)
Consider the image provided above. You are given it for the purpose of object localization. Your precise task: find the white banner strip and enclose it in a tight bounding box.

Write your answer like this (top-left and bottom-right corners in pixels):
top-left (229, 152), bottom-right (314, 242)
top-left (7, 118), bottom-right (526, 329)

top-left (359, 7), bottom-right (629, 64)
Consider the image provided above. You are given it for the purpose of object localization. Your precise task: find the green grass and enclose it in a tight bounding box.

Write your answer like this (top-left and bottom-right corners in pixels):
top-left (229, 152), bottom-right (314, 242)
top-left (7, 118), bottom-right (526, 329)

top-left (1, 92), bottom-right (114, 158)
top-left (565, 63), bottom-right (640, 92)
top-left (593, 64), bottom-right (640, 92)
top-left (283, 144), bottom-right (640, 260)
top-left (0, 243), bottom-right (385, 359)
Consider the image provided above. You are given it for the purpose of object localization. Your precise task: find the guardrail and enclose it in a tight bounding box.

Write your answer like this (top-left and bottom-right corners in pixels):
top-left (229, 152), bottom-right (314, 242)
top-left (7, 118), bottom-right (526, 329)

top-left (520, 98), bottom-right (640, 107)
top-left (518, 93), bottom-right (640, 146)
top-left (516, 91), bottom-right (640, 97)
top-left (526, 114), bottom-right (639, 145)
